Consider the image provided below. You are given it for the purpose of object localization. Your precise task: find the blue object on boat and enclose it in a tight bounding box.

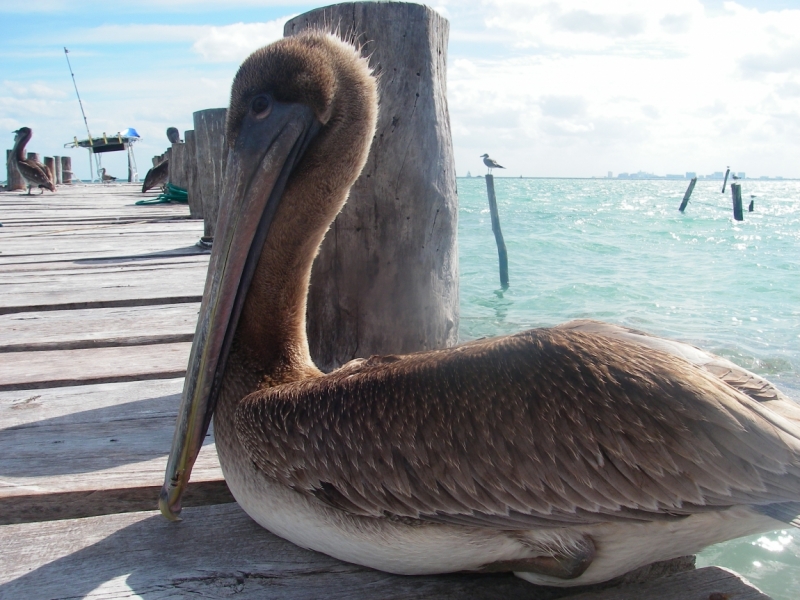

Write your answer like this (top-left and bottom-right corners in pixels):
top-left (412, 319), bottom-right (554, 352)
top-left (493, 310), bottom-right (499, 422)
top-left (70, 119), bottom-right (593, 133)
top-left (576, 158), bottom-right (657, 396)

top-left (122, 128), bottom-right (140, 138)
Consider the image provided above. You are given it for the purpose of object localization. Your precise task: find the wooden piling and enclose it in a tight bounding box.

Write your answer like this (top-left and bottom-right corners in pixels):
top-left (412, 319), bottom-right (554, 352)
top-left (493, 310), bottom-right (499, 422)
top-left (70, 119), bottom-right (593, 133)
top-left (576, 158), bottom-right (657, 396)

top-left (193, 108), bottom-right (227, 241)
top-left (6, 150), bottom-right (25, 191)
top-left (748, 199), bottom-right (754, 212)
top-left (679, 177), bottom-right (697, 212)
top-left (60, 156), bottom-right (72, 184)
top-left (286, 2), bottom-right (459, 371)
top-left (168, 142), bottom-right (186, 190)
top-left (485, 174), bottom-right (510, 288)
top-left (183, 130), bottom-right (203, 219)
top-left (731, 183), bottom-right (744, 221)
top-left (44, 157), bottom-right (55, 184)
top-left (721, 167), bottom-right (730, 193)
top-left (54, 155), bottom-right (62, 185)
top-left (27, 152), bottom-right (40, 165)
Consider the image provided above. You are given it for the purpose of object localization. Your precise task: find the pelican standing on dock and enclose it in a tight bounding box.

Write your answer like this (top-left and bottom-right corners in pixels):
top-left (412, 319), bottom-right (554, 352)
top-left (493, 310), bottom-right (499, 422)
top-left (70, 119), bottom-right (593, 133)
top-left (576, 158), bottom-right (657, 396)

top-left (11, 127), bottom-right (56, 195)
top-left (161, 32), bottom-right (800, 587)
top-left (481, 153), bottom-right (505, 173)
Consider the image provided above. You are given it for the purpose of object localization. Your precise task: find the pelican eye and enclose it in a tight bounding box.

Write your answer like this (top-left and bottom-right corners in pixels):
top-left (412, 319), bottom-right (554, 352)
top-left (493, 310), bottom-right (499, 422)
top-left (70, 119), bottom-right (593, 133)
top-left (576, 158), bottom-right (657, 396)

top-left (250, 94), bottom-right (273, 119)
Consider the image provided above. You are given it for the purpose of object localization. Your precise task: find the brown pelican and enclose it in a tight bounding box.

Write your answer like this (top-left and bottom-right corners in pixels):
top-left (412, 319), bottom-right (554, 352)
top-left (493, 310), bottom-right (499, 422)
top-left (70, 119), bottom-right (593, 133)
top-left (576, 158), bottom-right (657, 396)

top-left (161, 32), bottom-right (800, 587)
top-left (11, 127), bottom-right (56, 195)
top-left (99, 167), bottom-right (117, 182)
top-left (141, 159), bottom-right (168, 192)
top-left (481, 153), bottom-right (505, 173)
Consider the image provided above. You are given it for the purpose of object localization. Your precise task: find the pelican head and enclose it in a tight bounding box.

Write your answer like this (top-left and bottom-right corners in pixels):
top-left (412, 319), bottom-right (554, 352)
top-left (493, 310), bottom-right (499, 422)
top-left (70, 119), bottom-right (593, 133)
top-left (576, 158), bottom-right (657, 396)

top-left (160, 31), bottom-right (377, 520)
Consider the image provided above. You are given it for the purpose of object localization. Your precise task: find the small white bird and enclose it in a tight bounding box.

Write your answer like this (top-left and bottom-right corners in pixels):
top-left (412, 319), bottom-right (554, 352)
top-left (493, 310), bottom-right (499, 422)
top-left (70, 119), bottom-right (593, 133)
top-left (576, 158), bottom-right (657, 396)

top-left (481, 153), bottom-right (505, 173)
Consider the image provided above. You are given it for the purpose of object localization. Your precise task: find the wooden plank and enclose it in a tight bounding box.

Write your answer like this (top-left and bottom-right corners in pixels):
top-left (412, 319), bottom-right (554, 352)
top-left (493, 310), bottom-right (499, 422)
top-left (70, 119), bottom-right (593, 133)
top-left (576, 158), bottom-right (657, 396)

top-left (0, 266), bottom-right (205, 315)
top-left (0, 256), bottom-right (207, 282)
top-left (0, 253), bottom-right (208, 275)
top-left (0, 303), bottom-right (199, 352)
top-left (0, 342), bottom-right (192, 390)
top-left (0, 378), bottom-right (228, 524)
top-left (0, 503), bottom-right (770, 599)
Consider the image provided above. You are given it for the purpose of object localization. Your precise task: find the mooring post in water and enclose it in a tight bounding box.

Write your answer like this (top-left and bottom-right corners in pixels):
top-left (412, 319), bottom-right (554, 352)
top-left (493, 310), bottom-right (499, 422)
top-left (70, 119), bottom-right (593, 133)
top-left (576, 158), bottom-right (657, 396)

top-left (485, 174), bottom-right (509, 288)
top-left (748, 199), bottom-right (754, 212)
top-left (721, 167), bottom-right (730, 193)
top-left (731, 183), bottom-right (744, 221)
top-left (679, 177), bottom-right (697, 212)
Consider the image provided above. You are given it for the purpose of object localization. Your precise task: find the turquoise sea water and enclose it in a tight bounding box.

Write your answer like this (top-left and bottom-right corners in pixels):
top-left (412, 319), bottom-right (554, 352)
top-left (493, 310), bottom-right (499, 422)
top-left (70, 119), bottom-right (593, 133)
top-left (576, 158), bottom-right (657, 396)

top-left (456, 177), bottom-right (799, 598)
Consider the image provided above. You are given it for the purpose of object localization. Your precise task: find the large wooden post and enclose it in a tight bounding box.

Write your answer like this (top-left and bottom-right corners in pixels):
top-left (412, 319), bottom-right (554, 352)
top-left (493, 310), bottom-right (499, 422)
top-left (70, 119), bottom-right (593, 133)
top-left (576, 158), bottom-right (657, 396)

top-left (193, 108), bottom-right (227, 241)
top-left (184, 130), bottom-right (203, 219)
top-left (6, 150), bottom-right (25, 191)
top-left (285, 2), bottom-right (459, 371)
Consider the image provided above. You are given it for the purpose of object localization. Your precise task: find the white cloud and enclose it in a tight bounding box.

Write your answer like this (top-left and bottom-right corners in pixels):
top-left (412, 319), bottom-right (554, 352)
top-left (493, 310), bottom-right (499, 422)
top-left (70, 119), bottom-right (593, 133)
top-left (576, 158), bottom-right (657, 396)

top-left (191, 20), bottom-right (287, 63)
top-left (448, 0), bottom-right (800, 177)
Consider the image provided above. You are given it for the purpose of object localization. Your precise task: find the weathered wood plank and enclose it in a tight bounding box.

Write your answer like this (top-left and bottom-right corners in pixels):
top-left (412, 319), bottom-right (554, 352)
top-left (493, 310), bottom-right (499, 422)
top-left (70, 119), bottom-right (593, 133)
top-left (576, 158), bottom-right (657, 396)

top-left (0, 342), bottom-right (192, 390)
top-left (0, 378), bottom-right (228, 523)
top-left (0, 303), bottom-right (199, 352)
top-left (0, 503), bottom-right (769, 600)
top-left (0, 267), bottom-right (205, 315)
top-left (0, 256), bottom-right (207, 281)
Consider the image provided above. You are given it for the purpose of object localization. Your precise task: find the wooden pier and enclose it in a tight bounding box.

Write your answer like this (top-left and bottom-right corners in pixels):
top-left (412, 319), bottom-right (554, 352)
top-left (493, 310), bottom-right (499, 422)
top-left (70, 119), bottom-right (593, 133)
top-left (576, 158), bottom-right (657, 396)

top-left (0, 184), bottom-right (772, 598)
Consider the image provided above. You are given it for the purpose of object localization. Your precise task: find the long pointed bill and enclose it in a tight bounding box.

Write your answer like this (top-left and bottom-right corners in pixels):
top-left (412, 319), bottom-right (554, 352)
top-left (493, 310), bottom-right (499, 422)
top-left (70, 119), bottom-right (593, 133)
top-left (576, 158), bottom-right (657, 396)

top-left (160, 102), bottom-right (320, 520)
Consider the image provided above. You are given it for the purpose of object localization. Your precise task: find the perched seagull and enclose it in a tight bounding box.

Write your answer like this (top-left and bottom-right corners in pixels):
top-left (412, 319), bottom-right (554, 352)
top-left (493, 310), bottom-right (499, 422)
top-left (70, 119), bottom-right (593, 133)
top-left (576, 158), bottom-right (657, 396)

top-left (11, 127), bottom-right (55, 195)
top-left (731, 174), bottom-right (740, 181)
top-left (159, 32), bottom-right (800, 589)
top-left (99, 168), bottom-right (117, 183)
top-left (481, 153), bottom-right (505, 174)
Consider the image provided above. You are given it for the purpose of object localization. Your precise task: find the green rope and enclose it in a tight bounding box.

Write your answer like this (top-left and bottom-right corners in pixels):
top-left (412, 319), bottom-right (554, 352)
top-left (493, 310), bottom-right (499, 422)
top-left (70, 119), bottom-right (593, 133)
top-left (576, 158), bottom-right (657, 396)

top-left (136, 182), bottom-right (189, 205)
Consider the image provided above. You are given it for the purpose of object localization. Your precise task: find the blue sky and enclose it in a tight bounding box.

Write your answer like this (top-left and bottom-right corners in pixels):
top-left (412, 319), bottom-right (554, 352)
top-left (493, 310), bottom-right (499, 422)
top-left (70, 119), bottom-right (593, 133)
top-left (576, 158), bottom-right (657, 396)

top-left (2, 0), bottom-right (799, 180)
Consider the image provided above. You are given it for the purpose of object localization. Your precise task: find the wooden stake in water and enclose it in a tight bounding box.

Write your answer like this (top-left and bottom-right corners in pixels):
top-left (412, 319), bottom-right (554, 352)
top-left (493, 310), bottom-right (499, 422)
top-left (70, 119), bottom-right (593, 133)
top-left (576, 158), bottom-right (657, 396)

top-left (731, 183), bottom-right (744, 221)
top-left (485, 174), bottom-right (509, 288)
top-left (679, 177), bottom-right (697, 212)
top-left (721, 167), bottom-right (730, 193)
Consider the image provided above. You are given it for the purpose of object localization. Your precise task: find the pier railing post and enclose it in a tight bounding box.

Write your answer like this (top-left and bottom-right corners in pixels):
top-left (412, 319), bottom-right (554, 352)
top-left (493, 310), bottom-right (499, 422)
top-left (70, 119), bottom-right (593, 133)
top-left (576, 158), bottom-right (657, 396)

top-left (44, 157), bottom-right (55, 184)
top-left (184, 130), bottom-right (203, 219)
top-left (193, 108), bottom-right (227, 242)
top-left (485, 174), bottom-right (509, 288)
top-left (286, 2), bottom-right (459, 371)
top-left (679, 177), bottom-right (697, 212)
top-left (54, 155), bottom-right (62, 185)
top-left (60, 156), bottom-right (72, 184)
top-left (6, 150), bottom-right (25, 191)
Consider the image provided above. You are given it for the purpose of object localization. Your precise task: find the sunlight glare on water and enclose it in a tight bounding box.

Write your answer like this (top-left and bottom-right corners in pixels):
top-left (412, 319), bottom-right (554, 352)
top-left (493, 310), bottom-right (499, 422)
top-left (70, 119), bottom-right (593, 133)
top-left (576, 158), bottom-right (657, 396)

top-left (457, 177), bottom-right (800, 600)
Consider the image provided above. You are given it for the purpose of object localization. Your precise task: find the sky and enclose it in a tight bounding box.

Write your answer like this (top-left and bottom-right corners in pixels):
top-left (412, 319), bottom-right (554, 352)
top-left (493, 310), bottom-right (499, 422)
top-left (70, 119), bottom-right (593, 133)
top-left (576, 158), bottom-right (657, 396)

top-left (1, 0), bottom-right (799, 180)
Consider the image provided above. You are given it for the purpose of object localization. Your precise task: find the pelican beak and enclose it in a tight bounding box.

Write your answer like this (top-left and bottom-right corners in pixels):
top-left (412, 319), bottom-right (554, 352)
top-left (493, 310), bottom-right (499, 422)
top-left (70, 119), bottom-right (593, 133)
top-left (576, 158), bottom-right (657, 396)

top-left (159, 101), bottom-right (321, 520)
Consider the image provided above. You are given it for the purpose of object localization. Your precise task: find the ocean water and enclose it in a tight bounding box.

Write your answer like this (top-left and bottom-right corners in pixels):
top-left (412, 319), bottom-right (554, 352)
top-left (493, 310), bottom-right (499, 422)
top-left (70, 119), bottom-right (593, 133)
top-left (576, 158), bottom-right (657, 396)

top-left (456, 177), bottom-right (800, 598)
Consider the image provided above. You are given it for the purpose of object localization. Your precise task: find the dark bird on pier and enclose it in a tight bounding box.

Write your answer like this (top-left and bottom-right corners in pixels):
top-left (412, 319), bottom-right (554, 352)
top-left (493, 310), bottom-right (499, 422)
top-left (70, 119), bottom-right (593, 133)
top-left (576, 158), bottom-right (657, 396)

top-left (166, 127), bottom-right (181, 144)
top-left (481, 153), bottom-right (505, 173)
top-left (141, 159), bottom-right (169, 192)
top-left (11, 127), bottom-right (55, 195)
top-left (160, 31), bottom-right (800, 588)
top-left (99, 168), bottom-right (117, 182)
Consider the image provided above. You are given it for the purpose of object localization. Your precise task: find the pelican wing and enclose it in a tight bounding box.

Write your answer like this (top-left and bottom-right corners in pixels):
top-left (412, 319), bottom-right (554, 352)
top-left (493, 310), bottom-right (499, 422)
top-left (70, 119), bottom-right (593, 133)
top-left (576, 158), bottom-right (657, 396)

top-left (17, 159), bottom-right (54, 190)
top-left (236, 327), bottom-right (800, 528)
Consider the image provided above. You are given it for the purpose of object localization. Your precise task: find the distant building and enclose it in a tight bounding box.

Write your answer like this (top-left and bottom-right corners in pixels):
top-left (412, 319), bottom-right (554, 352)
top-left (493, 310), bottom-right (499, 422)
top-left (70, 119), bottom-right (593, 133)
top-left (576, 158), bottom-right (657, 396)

top-left (666, 174), bottom-right (683, 179)
top-left (466, 171), bottom-right (471, 178)
top-left (607, 171), bottom-right (613, 178)
top-left (708, 171), bottom-right (725, 180)
top-left (737, 172), bottom-right (745, 179)
top-left (686, 172), bottom-right (696, 179)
